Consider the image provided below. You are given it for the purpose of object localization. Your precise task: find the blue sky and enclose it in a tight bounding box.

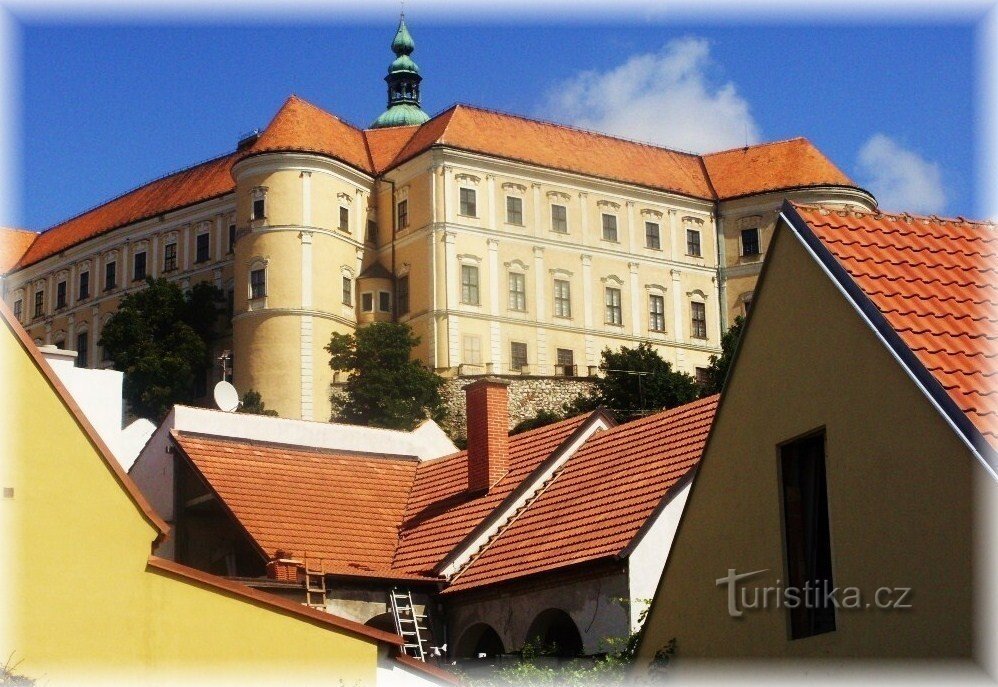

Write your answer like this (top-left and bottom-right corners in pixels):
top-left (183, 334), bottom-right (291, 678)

top-left (13, 11), bottom-right (987, 230)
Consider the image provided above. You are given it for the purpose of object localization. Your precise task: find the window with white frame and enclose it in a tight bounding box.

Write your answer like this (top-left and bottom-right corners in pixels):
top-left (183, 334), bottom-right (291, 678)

top-left (459, 188), bottom-right (477, 217)
top-left (461, 264), bottom-right (480, 305)
top-left (741, 227), bottom-right (760, 256)
top-left (339, 206), bottom-right (350, 233)
top-left (645, 221), bottom-right (661, 250)
top-left (251, 188), bottom-right (267, 221)
top-left (250, 267), bottom-right (266, 299)
top-left (342, 277), bottom-right (352, 306)
top-left (602, 214), bottom-right (618, 242)
top-left (462, 335), bottom-right (482, 365)
top-left (506, 196), bottom-right (523, 225)
top-left (649, 294), bottom-right (666, 332)
top-left (553, 279), bottom-right (571, 318)
top-left (556, 348), bottom-right (575, 377)
top-left (551, 204), bottom-right (568, 233)
top-left (691, 301), bottom-right (707, 339)
top-left (687, 228), bottom-right (702, 257)
top-left (605, 287), bottom-right (622, 325)
top-left (508, 272), bottom-right (526, 312)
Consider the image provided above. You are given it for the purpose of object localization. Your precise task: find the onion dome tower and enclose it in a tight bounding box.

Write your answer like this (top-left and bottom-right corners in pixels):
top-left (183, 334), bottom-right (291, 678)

top-left (370, 15), bottom-right (430, 128)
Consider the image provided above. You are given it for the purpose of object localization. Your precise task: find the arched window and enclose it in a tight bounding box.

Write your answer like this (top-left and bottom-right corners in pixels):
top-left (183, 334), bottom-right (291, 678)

top-left (455, 623), bottom-right (505, 660)
top-left (524, 608), bottom-right (583, 658)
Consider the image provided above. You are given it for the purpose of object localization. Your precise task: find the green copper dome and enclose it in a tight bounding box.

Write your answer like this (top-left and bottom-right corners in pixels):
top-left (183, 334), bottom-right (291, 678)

top-left (370, 16), bottom-right (430, 129)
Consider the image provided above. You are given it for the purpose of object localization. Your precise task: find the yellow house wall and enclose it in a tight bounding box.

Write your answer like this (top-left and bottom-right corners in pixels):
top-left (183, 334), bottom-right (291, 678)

top-left (636, 219), bottom-right (989, 663)
top-left (0, 317), bottom-right (379, 685)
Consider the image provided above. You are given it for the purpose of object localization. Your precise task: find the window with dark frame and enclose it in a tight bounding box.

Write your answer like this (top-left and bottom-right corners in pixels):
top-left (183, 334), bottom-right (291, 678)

top-left (56, 281), bottom-right (67, 309)
top-left (133, 251), bottom-right (147, 281)
top-left (506, 196), bottom-right (523, 225)
top-left (742, 227), bottom-right (760, 256)
top-left (104, 262), bottom-right (117, 291)
top-left (13, 299), bottom-right (22, 320)
top-left (76, 332), bottom-right (88, 368)
top-left (367, 220), bottom-right (378, 245)
top-left (33, 290), bottom-right (44, 317)
top-left (164, 243), bottom-right (177, 272)
top-left (252, 197), bottom-right (266, 221)
top-left (461, 265), bottom-right (479, 305)
top-left (553, 279), bottom-right (571, 318)
top-left (342, 277), bottom-right (352, 306)
top-left (605, 287), bottom-right (622, 325)
top-left (508, 273), bottom-right (526, 311)
top-left (645, 221), bottom-right (661, 250)
top-left (397, 200), bottom-right (409, 229)
top-left (339, 206), bottom-right (350, 232)
top-left (695, 366), bottom-right (710, 388)
top-left (361, 292), bottom-right (374, 312)
top-left (687, 229), bottom-right (702, 257)
top-left (228, 224), bottom-right (236, 253)
top-left (649, 294), bottom-right (665, 332)
top-left (78, 271), bottom-right (90, 300)
top-left (195, 234), bottom-right (210, 263)
top-left (691, 301), bottom-right (707, 339)
top-left (551, 204), bottom-right (568, 233)
top-left (601, 214), bottom-right (618, 242)
top-left (781, 430), bottom-right (836, 639)
top-left (378, 291), bottom-right (391, 313)
top-left (510, 341), bottom-right (528, 371)
top-left (250, 268), bottom-right (266, 299)
top-left (556, 348), bottom-right (574, 377)
top-left (459, 188), bottom-right (477, 217)
top-left (397, 275), bottom-right (410, 315)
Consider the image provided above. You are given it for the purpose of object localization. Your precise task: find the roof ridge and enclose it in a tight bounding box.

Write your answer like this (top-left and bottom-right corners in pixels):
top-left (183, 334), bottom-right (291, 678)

top-left (792, 202), bottom-right (997, 230)
top-left (280, 93), bottom-right (368, 134)
top-left (173, 429), bottom-right (419, 462)
top-left (702, 136), bottom-right (809, 157)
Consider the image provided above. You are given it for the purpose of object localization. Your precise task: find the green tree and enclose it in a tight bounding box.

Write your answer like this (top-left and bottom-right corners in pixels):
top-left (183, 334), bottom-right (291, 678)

top-left (511, 409), bottom-right (563, 435)
top-left (238, 390), bottom-right (278, 417)
top-left (326, 322), bottom-right (445, 430)
top-left (697, 315), bottom-right (745, 397)
top-left (99, 278), bottom-right (223, 421)
top-left (565, 343), bottom-right (698, 421)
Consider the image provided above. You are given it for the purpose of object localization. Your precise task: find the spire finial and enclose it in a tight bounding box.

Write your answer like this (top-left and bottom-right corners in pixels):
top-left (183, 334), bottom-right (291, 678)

top-left (371, 11), bottom-right (430, 128)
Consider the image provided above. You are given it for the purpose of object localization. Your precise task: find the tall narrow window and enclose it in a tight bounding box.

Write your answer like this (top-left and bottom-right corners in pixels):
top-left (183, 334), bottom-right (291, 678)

top-left (56, 281), bottom-right (67, 309)
top-left (649, 294), bottom-right (665, 332)
top-left (133, 251), bottom-right (147, 281)
top-left (342, 277), bottom-right (352, 306)
top-left (510, 341), bottom-right (528, 372)
top-left (163, 243), bottom-right (177, 272)
top-left (339, 206), bottom-right (350, 232)
top-left (228, 224), bottom-right (236, 253)
top-left (551, 204), bottom-right (568, 233)
top-left (553, 279), bottom-right (571, 318)
top-left (687, 229), bottom-right (702, 257)
top-left (397, 275), bottom-right (410, 315)
top-left (367, 220), bottom-right (378, 245)
top-left (33, 290), bottom-right (44, 317)
top-left (601, 214), bottom-right (618, 242)
top-left (645, 222), bottom-right (661, 250)
top-left (605, 287), bottom-right (622, 325)
top-left (461, 265), bottom-right (479, 305)
top-left (462, 335), bottom-right (482, 365)
top-left (781, 431), bottom-right (835, 639)
top-left (76, 332), bottom-right (88, 368)
top-left (378, 291), bottom-right (391, 313)
top-left (250, 268), bottom-right (266, 299)
top-left (195, 234), bottom-right (210, 263)
top-left (459, 188), bottom-right (477, 217)
top-left (78, 271), bottom-right (90, 300)
top-left (742, 228), bottom-right (760, 256)
top-left (361, 292), bottom-right (374, 312)
top-left (397, 200), bottom-right (409, 229)
top-left (508, 273), bottom-right (526, 311)
top-left (556, 348), bottom-right (574, 377)
top-left (691, 301), bottom-right (707, 339)
top-left (506, 196), bottom-right (523, 225)
top-left (695, 367), bottom-right (710, 388)
top-left (104, 262), bottom-right (117, 291)
top-left (252, 196), bottom-right (266, 221)
top-left (13, 299), bottom-right (22, 321)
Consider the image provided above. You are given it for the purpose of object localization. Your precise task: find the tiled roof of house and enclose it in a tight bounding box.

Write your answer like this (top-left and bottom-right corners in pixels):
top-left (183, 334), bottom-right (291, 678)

top-left (0, 227), bottom-right (38, 273)
top-left (789, 203), bottom-right (997, 455)
top-left (444, 395), bottom-right (718, 593)
top-left (13, 97), bottom-right (863, 271)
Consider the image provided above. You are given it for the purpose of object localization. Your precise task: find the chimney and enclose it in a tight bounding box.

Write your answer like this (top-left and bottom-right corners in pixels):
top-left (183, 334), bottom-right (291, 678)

top-left (265, 550), bottom-right (302, 583)
top-left (465, 377), bottom-right (511, 493)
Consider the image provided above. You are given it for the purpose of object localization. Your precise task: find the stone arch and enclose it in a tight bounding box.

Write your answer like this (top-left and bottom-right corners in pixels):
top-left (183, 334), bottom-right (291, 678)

top-left (524, 608), bottom-right (583, 658)
top-left (364, 611), bottom-right (396, 635)
top-left (455, 622), bottom-right (505, 659)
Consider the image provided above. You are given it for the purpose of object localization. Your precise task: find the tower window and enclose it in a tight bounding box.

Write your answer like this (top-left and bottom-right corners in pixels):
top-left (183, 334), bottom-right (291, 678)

top-left (551, 204), bottom-right (568, 233)
top-left (250, 268), bottom-right (266, 299)
top-left (461, 265), bottom-right (480, 305)
top-left (397, 200), bottom-right (409, 229)
top-left (164, 243), bottom-right (177, 271)
top-left (361, 292), bottom-right (374, 313)
top-left (56, 281), bottom-right (67, 309)
top-left (649, 294), bottom-right (665, 332)
top-left (506, 196), bottom-right (523, 225)
top-left (459, 188), bottom-right (477, 217)
top-left (601, 214), bottom-right (618, 242)
top-left (604, 287), bottom-right (622, 325)
top-left (133, 251), bottom-right (147, 281)
top-left (342, 277), bottom-right (352, 306)
top-left (78, 271), bottom-right (90, 300)
top-left (508, 273), bottom-right (526, 312)
top-left (687, 229), bottom-right (702, 257)
top-left (252, 196), bottom-right (266, 221)
top-left (691, 301), bottom-right (707, 339)
top-left (339, 206), bottom-right (350, 232)
top-left (195, 234), bottom-right (210, 263)
top-left (742, 227), bottom-right (760, 256)
top-left (397, 275), bottom-right (410, 315)
top-left (645, 221), bottom-right (661, 250)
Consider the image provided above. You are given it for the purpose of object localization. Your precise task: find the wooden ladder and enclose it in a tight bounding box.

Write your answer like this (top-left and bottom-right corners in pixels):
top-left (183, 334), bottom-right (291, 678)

top-left (390, 588), bottom-right (428, 661)
top-left (303, 559), bottom-right (326, 610)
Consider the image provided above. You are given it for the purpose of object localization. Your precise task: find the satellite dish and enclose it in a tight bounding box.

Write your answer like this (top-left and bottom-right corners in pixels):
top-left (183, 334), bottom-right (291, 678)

top-left (213, 381), bottom-right (239, 412)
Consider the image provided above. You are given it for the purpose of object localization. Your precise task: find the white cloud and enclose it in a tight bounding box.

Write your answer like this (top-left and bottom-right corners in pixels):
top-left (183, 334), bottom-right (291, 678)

top-left (540, 37), bottom-right (760, 153)
top-left (856, 134), bottom-right (947, 214)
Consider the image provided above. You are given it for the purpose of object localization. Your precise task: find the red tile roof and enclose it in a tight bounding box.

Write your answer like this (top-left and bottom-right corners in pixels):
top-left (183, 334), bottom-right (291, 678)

top-left (444, 396), bottom-right (718, 592)
top-left (789, 204), bottom-right (998, 453)
top-left (14, 97), bottom-right (862, 271)
top-left (0, 227), bottom-right (38, 273)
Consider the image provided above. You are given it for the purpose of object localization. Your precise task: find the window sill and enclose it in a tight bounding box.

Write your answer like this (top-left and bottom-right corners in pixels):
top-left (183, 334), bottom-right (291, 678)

top-left (553, 314), bottom-right (573, 321)
top-left (604, 322), bottom-right (624, 328)
top-left (162, 267), bottom-right (177, 274)
top-left (133, 277), bottom-right (146, 283)
top-left (457, 213), bottom-right (479, 219)
top-left (551, 229), bottom-right (570, 235)
top-left (645, 246), bottom-right (662, 252)
top-left (194, 259), bottom-right (210, 265)
top-left (602, 238), bottom-right (620, 244)
top-left (505, 221), bottom-right (525, 228)
top-left (649, 328), bottom-right (666, 334)
top-left (460, 301), bottom-right (481, 307)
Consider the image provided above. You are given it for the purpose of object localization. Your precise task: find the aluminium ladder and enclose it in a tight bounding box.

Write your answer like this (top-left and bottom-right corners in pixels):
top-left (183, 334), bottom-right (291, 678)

top-left (390, 588), bottom-right (428, 661)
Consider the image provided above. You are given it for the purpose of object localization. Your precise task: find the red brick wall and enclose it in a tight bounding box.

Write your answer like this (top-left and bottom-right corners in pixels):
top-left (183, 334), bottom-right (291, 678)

top-left (465, 378), bottom-right (510, 492)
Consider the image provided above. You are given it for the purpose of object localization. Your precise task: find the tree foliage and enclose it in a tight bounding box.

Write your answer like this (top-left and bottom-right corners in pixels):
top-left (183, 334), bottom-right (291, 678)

top-left (511, 409), bottom-right (563, 435)
top-left (696, 315), bottom-right (745, 397)
top-left (565, 343), bottom-right (698, 421)
top-left (237, 390), bottom-right (278, 417)
top-left (99, 278), bottom-right (223, 421)
top-left (326, 322), bottom-right (445, 430)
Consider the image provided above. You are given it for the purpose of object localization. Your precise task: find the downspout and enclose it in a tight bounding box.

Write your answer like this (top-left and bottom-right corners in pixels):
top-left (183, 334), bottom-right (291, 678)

top-left (388, 177), bottom-right (397, 322)
top-left (714, 206), bottom-right (728, 334)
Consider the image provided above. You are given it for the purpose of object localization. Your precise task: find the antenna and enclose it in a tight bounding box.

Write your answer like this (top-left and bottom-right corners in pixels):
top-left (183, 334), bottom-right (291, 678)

top-left (213, 381), bottom-right (239, 413)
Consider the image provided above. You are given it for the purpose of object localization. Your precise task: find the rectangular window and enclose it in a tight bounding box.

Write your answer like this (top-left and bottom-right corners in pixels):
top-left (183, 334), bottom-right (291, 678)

top-left (339, 206), bottom-right (350, 232)
top-left (687, 229), bottom-right (702, 257)
top-left (553, 279), bottom-right (571, 318)
top-left (367, 220), bottom-right (378, 245)
top-left (195, 234), bottom-right (210, 263)
top-left (104, 261), bottom-right (117, 291)
top-left (462, 335), bottom-right (482, 365)
top-left (250, 268), bottom-right (266, 299)
top-left (459, 188), bottom-right (477, 217)
top-left (461, 265), bottom-right (479, 305)
top-left (342, 277), bottom-right (352, 306)
top-left (649, 294), bottom-right (665, 332)
top-left (133, 251), bottom-right (147, 281)
top-left (695, 366), bottom-right (710, 388)
top-left (605, 287), bottom-right (622, 325)
top-left (510, 341), bottom-right (528, 372)
top-left (56, 281), bottom-right (67, 309)
top-left (163, 243), bottom-right (177, 272)
top-left (33, 290), bottom-right (44, 317)
top-left (378, 291), bottom-right (391, 313)
top-left (645, 221), bottom-right (661, 250)
top-left (78, 271), bottom-right (90, 300)
top-left (551, 204), bottom-right (568, 233)
top-left (556, 348), bottom-right (575, 377)
top-left (781, 431), bottom-right (836, 639)
top-left (397, 275), bottom-right (410, 315)
top-left (76, 332), bottom-right (88, 368)
top-left (506, 196), bottom-right (523, 225)
top-left (397, 200), bottom-right (409, 229)
top-left (361, 292), bottom-right (374, 312)
top-left (252, 197), bottom-right (266, 221)
top-left (691, 301), bottom-right (707, 339)
top-left (228, 224), bottom-right (236, 253)
top-left (602, 214), bottom-right (618, 242)
top-left (508, 273), bottom-right (526, 312)
top-left (13, 299), bottom-right (22, 320)
top-left (742, 227), bottom-right (760, 256)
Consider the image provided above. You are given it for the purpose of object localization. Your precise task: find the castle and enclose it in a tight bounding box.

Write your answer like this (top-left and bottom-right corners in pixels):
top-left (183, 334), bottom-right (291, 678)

top-left (1, 17), bottom-right (877, 424)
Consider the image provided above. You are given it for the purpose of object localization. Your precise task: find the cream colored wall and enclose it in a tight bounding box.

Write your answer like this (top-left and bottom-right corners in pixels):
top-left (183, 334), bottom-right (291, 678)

top-left (636, 219), bottom-right (985, 663)
top-left (0, 315), bottom-right (380, 685)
